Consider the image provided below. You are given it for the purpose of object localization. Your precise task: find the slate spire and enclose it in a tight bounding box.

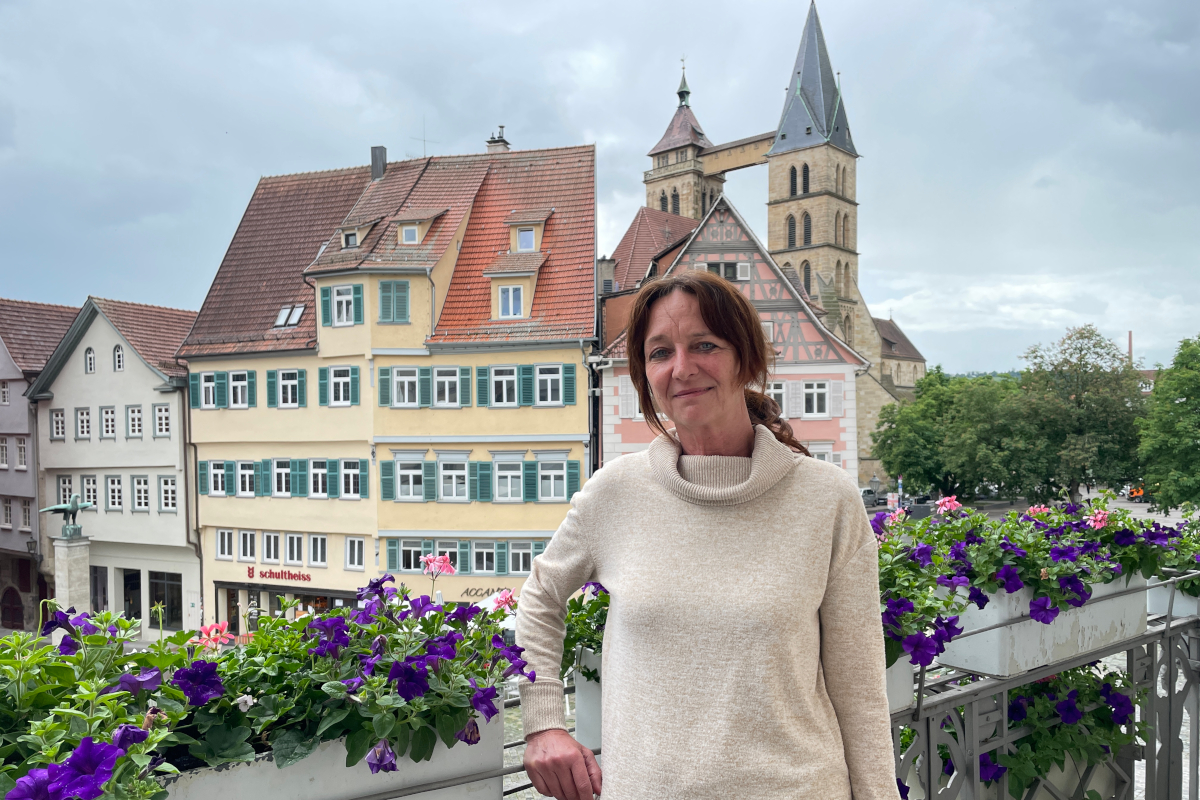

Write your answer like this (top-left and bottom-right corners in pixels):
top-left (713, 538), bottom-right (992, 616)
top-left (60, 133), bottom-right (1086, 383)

top-left (677, 67), bottom-right (691, 107)
top-left (768, 2), bottom-right (857, 157)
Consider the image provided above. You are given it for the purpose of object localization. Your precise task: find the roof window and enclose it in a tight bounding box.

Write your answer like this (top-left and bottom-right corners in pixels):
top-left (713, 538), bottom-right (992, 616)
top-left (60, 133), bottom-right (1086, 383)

top-left (402, 225), bottom-right (418, 244)
top-left (274, 305), bottom-right (305, 328)
top-left (342, 231), bottom-right (358, 249)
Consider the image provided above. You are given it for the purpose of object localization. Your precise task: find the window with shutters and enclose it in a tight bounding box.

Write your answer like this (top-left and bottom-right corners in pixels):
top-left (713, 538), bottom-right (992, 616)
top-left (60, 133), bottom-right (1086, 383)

top-left (509, 542), bottom-right (533, 574)
top-left (160, 477), bottom-right (177, 511)
top-left (536, 365), bottom-right (562, 406)
top-left (113, 345), bottom-right (124, 372)
top-left (671, 189), bottom-right (679, 215)
top-left (216, 529), bottom-right (234, 560)
top-left (491, 367), bottom-right (517, 406)
top-left (273, 459), bottom-right (291, 497)
top-left (333, 285), bottom-right (354, 326)
top-left (392, 368), bottom-right (419, 407)
top-left (106, 476), bottom-right (123, 510)
top-left (802, 163), bottom-right (810, 194)
top-left (331, 368), bottom-right (352, 407)
top-left (238, 462), bottom-right (255, 497)
top-left (787, 215), bottom-right (796, 249)
top-left (789, 165), bottom-right (798, 197)
top-left (84, 347), bottom-right (96, 374)
top-left (285, 533), bottom-right (304, 566)
top-left (239, 530), bottom-right (256, 561)
top-left (209, 462), bottom-right (225, 495)
top-left (101, 407), bottom-right (116, 438)
top-left (133, 477), bottom-right (150, 511)
top-left (201, 373), bottom-right (217, 408)
top-left (473, 541), bottom-right (495, 573)
top-left (494, 462), bottom-right (523, 501)
top-left (802, 262), bottom-right (812, 294)
top-left (76, 408), bottom-right (91, 438)
top-left (58, 475), bottom-right (73, 505)
top-left (660, 192), bottom-right (668, 212)
top-left (440, 462), bottom-right (467, 501)
top-left (539, 461), bottom-right (566, 501)
top-left (154, 405), bottom-right (170, 436)
top-left (310, 460), bottom-right (328, 498)
top-left (400, 540), bottom-right (423, 571)
top-left (82, 476), bottom-right (97, 507)
top-left (499, 285), bottom-right (523, 318)
top-left (51, 409), bottom-right (65, 439)
top-left (436, 540), bottom-right (458, 569)
top-left (310, 534), bottom-right (327, 567)
top-left (126, 406), bottom-right (142, 437)
top-left (341, 460), bottom-right (360, 499)
top-left (434, 367), bottom-right (459, 407)
top-left (263, 532), bottom-right (280, 563)
top-left (230, 372), bottom-right (249, 408)
top-left (803, 213), bottom-right (812, 245)
top-left (396, 462), bottom-right (423, 500)
top-left (278, 371), bottom-right (299, 408)
top-left (804, 381), bottom-right (829, 417)
top-left (768, 381), bottom-right (786, 416)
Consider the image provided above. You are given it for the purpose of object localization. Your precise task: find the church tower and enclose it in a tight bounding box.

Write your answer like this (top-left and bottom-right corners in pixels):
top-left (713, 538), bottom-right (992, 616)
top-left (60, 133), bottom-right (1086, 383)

top-left (643, 71), bottom-right (726, 219)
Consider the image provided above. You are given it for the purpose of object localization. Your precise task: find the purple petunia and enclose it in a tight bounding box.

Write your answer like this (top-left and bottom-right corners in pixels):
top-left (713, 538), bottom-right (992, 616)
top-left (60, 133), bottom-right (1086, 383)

top-left (58, 635), bottom-right (79, 656)
top-left (101, 667), bottom-right (163, 697)
top-left (932, 615), bottom-right (964, 647)
top-left (357, 574), bottom-right (395, 602)
top-left (307, 616), bottom-right (351, 659)
top-left (581, 581), bottom-right (609, 596)
top-left (881, 596), bottom-right (915, 636)
top-left (1000, 539), bottom-right (1028, 558)
top-left (979, 752), bottom-right (1007, 782)
top-left (1050, 545), bottom-right (1082, 563)
top-left (995, 565), bottom-right (1024, 594)
top-left (948, 541), bottom-right (971, 563)
top-left (425, 631), bottom-right (464, 661)
top-left (902, 632), bottom-right (939, 667)
top-left (351, 597), bottom-right (385, 626)
top-left (387, 660), bottom-right (430, 702)
top-left (1056, 690), bottom-right (1083, 725)
top-left (342, 677), bottom-right (365, 693)
top-left (896, 778), bottom-right (910, 800)
top-left (40, 606), bottom-right (75, 638)
top-left (1113, 529), bottom-right (1139, 547)
top-left (937, 575), bottom-right (969, 589)
top-left (1058, 575), bottom-right (1092, 608)
top-left (1008, 695), bottom-right (1028, 722)
top-left (1060, 502), bottom-right (1082, 515)
top-left (1029, 596), bottom-right (1061, 624)
top-left (111, 724), bottom-right (149, 752)
top-left (455, 718), bottom-right (481, 745)
top-left (446, 604), bottom-right (483, 626)
top-left (909, 544), bottom-right (934, 568)
top-left (71, 612), bottom-right (102, 636)
top-left (7, 768), bottom-right (51, 800)
top-left (366, 739), bottom-right (397, 774)
top-left (491, 636), bottom-right (536, 681)
top-left (1101, 683), bottom-right (1135, 725)
top-left (469, 679), bottom-right (500, 722)
top-left (870, 512), bottom-right (889, 537)
top-left (968, 586), bottom-right (989, 609)
top-left (46, 737), bottom-right (122, 800)
top-left (409, 595), bottom-right (442, 619)
top-left (172, 660), bottom-right (225, 706)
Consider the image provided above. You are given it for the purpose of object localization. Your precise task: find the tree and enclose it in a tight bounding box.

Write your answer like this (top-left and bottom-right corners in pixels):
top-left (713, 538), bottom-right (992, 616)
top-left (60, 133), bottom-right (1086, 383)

top-left (1138, 336), bottom-right (1200, 510)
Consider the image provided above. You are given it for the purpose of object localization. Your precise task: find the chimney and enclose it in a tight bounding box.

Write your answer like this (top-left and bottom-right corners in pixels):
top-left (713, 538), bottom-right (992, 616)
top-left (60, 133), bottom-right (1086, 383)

top-left (371, 146), bottom-right (387, 181)
top-left (486, 125), bottom-right (511, 153)
top-left (597, 256), bottom-right (617, 294)
top-left (1128, 330), bottom-right (1133, 361)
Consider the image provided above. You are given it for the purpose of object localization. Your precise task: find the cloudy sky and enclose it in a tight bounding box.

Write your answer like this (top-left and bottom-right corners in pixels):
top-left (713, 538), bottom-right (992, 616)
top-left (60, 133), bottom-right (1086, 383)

top-left (1, 0), bottom-right (1196, 372)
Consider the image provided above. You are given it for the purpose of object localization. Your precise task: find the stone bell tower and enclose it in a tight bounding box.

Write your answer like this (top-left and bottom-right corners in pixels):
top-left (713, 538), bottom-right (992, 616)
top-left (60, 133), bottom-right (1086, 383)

top-left (643, 70), bottom-right (726, 220)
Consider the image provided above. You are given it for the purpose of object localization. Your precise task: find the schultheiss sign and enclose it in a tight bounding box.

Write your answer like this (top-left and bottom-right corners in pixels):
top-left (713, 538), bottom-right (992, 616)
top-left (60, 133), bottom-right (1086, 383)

top-left (248, 566), bottom-right (312, 582)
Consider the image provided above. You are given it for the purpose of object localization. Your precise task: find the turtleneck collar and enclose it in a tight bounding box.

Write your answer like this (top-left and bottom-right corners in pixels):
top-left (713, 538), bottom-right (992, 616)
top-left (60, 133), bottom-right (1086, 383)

top-left (647, 424), bottom-right (801, 506)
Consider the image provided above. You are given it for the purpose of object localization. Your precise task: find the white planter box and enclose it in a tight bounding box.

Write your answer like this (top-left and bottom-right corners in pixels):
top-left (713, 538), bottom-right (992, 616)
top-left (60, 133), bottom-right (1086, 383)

top-left (573, 648), bottom-right (602, 753)
top-left (161, 717), bottom-right (503, 800)
top-left (1147, 585), bottom-right (1200, 617)
top-left (937, 577), bottom-right (1147, 677)
top-left (886, 661), bottom-right (914, 713)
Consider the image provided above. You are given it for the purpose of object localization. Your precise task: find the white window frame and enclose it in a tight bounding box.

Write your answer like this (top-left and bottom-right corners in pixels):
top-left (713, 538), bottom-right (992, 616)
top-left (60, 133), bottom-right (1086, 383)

top-left (285, 533), bottom-right (304, 566)
top-left (133, 477), bottom-right (151, 511)
top-left (216, 529), bottom-right (235, 560)
top-left (230, 372), bottom-right (249, 408)
top-left (516, 227), bottom-right (535, 252)
top-left (0, 381), bottom-right (8, 404)
top-left (400, 539), bottom-right (423, 572)
top-left (84, 347), bottom-right (96, 374)
top-left (509, 541), bottom-right (533, 575)
top-left (20, 500), bottom-right (30, 530)
top-left (436, 540), bottom-right (459, 569)
top-left (160, 476), bottom-right (178, 512)
top-left (101, 407), bottom-right (116, 438)
top-left (341, 460), bottom-right (361, 499)
top-left (737, 261), bottom-right (752, 281)
top-left (201, 373), bottom-right (217, 409)
top-left (330, 367), bottom-right (352, 407)
top-left (127, 406), bottom-right (143, 437)
top-left (278, 371), bottom-right (299, 408)
top-left (536, 364), bottom-right (563, 406)
top-left (58, 475), bottom-right (73, 505)
top-left (401, 225), bottom-right (418, 244)
top-left (499, 285), bottom-right (523, 319)
top-left (309, 534), bottom-right (328, 567)
top-left (238, 530), bottom-right (256, 562)
top-left (0, 437), bottom-right (7, 469)
top-left (434, 366), bottom-right (460, 408)
top-left (15, 438), bottom-right (25, 469)
top-left (273, 459), bottom-right (291, 497)
top-left (262, 531), bottom-right (280, 564)
top-left (392, 368), bottom-right (419, 407)
top-left (538, 461), bottom-right (567, 501)
top-left (345, 537), bottom-right (365, 570)
top-left (238, 462), bottom-right (256, 498)
top-left (209, 462), bottom-right (226, 495)
top-left (768, 381), bottom-right (787, 418)
top-left (51, 409), bottom-right (66, 439)
top-left (113, 345), bottom-right (124, 372)
top-left (762, 321), bottom-right (774, 343)
top-left (439, 462), bottom-right (468, 501)
top-left (310, 459), bottom-right (328, 498)
top-left (76, 408), bottom-right (91, 439)
top-left (491, 366), bottom-right (518, 407)
top-left (82, 476), bottom-right (97, 507)
top-left (396, 461), bottom-right (424, 501)
top-left (154, 404), bottom-right (171, 437)
top-left (106, 476), bottom-right (123, 511)
top-left (473, 541), bottom-right (496, 574)
top-left (333, 285), bottom-right (354, 327)
top-left (1, 498), bottom-right (10, 528)
top-left (804, 381), bottom-right (829, 418)
top-left (494, 461), bottom-right (523, 502)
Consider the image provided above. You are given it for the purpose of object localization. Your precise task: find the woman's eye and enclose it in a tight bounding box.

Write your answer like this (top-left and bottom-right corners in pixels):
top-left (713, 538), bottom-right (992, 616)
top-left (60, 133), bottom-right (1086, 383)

top-left (648, 348), bottom-right (669, 360)
top-left (696, 342), bottom-right (716, 352)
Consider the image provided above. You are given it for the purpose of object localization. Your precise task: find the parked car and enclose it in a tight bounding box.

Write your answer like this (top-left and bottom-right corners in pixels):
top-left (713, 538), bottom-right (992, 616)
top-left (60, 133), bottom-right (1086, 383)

top-left (860, 488), bottom-right (879, 507)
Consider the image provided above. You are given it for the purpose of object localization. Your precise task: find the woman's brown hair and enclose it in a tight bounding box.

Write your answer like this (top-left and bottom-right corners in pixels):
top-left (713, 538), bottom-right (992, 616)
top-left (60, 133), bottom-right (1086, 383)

top-left (625, 269), bottom-right (810, 455)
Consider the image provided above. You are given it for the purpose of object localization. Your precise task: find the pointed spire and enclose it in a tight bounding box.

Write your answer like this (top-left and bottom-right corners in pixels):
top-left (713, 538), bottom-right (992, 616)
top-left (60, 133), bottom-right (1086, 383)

top-left (768, 2), bottom-right (857, 157)
top-left (677, 65), bottom-right (691, 107)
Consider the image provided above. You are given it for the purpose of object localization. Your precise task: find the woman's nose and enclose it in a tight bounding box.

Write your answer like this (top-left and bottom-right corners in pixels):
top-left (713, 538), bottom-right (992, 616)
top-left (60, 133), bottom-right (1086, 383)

top-left (671, 349), bottom-right (698, 380)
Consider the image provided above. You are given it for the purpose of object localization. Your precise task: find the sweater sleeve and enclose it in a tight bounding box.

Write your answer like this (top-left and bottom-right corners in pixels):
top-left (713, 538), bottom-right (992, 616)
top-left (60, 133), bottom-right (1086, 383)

top-left (515, 472), bottom-right (600, 739)
top-left (819, 480), bottom-right (902, 800)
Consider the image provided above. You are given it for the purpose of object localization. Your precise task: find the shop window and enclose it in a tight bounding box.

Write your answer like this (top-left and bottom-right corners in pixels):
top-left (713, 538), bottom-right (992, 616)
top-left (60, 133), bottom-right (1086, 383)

top-left (148, 571), bottom-right (183, 629)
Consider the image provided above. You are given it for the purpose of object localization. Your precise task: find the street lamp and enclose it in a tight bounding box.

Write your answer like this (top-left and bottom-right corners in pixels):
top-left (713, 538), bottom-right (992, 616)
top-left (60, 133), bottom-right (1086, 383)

top-left (869, 473), bottom-right (881, 496)
top-left (25, 539), bottom-right (41, 564)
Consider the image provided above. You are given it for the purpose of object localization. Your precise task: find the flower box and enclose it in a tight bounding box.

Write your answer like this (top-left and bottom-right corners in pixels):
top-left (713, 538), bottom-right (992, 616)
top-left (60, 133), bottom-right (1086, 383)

top-left (573, 648), bottom-right (602, 754)
top-left (160, 717), bottom-right (503, 800)
top-left (1147, 585), bottom-right (1200, 618)
top-left (886, 661), bottom-right (914, 713)
top-left (936, 577), bottom-right (1147, 677)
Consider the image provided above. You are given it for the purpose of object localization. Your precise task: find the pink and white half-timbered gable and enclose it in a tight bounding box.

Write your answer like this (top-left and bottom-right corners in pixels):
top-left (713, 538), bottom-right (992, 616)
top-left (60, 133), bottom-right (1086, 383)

top-left (599, 195), bottom-right (868, 477)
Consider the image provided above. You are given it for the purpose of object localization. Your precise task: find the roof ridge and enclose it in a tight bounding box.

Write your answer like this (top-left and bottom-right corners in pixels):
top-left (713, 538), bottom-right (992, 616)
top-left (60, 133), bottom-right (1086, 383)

top-left (91, 296), bottom-right (198, 316)
top-left (260, 164), bottom-right (373, 182)
top-left (0, 296), bottom-right (79, 312)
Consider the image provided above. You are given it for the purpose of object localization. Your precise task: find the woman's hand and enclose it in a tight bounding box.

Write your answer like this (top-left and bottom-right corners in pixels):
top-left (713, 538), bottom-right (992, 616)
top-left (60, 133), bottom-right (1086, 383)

top-left (523, 729), bottom-right (602, 799)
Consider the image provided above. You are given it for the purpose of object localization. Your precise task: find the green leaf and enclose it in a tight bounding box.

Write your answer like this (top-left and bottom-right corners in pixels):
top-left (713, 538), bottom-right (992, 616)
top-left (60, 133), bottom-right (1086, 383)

top-left (129, 753), bottom-right (153, 768)
top-left (390, 724), bottom-right (412, 760)
top-left (192, 708), bottom-right (223, 734)
top-left (884, 638), bottom-right (904, 668)
top-left (409, 725), bottom-right (437, 763)
top-left (320, 681), bottom-right (348, 699)
top-left (435, 707), bottom-right (470, 748)
top-left (42, 665), bottom-right (75, 684)
top-left (373, 712), bottom-right (396, 740)
top-left (345, 727), bottom-right (374, 768)
top-left (188, 724), bottom-right (256, 767)
top-left (270, 728), bottom-right (319, 769)
top-left (316, 707), bottom-right (351, 739)
top-left (0, 775), bottom-right (14, 797)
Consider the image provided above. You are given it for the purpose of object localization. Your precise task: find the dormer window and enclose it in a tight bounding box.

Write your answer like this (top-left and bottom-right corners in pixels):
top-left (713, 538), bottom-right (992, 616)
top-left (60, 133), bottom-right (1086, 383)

top-left (273, 305), bottom-right (305, 328)
top-left (343, 231), bottom-right (358, 249)
top-left (401, 225), bottom-right (418, 244)
top-left (517, 228), bottom-right (535, 252)
top-left (499, 285), bottom-right (523, 319)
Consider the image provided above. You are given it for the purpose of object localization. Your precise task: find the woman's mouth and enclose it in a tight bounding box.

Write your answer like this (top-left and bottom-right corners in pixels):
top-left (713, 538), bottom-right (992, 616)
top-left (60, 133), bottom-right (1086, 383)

top-left (673, 387), bottom-right (711, 399)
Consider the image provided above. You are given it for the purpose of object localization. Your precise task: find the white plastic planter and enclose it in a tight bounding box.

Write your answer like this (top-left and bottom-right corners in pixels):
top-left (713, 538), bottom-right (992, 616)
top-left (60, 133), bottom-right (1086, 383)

top-left (573, 648), bottom-right (602, 754)
top-left (886, 660), bottom-right (914, 713)
top-left (160, 716), bottom-right (503, 800)
top-left (937, 577), bottom-right (1147, 677)
top-left (1147, 585), bottom-right (1200, 618)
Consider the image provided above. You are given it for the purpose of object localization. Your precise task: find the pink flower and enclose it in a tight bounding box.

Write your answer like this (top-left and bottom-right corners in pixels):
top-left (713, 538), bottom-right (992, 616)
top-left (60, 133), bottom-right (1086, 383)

top-left (935, 496), bottom-right (962, 514)
top-left (494, 590), bottom-right (516, 611)
top-left (886, 508), bottom-right (908, 526)
top-left (1087, 510), bottom-right (1109, 530)
top-left (190, 621), bottom-right (235, 651)
top-left (420, 553), bottom-right (456, 578)
top-left (1027, 505), bottom-right (1050, 514)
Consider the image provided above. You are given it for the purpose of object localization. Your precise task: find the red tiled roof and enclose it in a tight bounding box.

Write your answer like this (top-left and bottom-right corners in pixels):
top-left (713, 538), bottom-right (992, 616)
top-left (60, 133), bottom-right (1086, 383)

top-left (602, 330), bottom-right (627, 359)
top-left (609, 207), bottom-right (697, 291)
top-left (482, 251), bottom-right (548, 275)
top-left (0, 298), bottom-right (79, 374)
top-left (430, 145), bottom-right (595, 343)
top-left (393, 207), bottom-right (448, 223)
top-left (92, 298), bottom-right (196, 378)
top-left (648, 105), bottom-right (714, 156)
top-left (179, 165), bottom-right (372, 358)
top-left (874, 317), bottom-right (925, 362)
top-left (503, 208), bottom-right (554, 225)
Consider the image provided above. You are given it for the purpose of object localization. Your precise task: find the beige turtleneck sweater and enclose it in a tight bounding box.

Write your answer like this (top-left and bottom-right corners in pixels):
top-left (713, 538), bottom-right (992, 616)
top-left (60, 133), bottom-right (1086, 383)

top-left (516, 426), bottom-right (899, 800)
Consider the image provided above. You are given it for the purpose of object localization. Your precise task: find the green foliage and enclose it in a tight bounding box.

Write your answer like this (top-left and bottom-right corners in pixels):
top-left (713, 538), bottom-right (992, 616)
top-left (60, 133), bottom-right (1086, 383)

top-left (559, 587), bottom-right (608, 683)
top-left (1139, 336), bottom-right (1200, 510)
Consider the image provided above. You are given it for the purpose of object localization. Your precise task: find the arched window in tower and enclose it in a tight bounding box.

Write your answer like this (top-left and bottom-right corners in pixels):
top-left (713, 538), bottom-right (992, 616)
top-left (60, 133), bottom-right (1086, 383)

top-left (787, 215), bottom-right (796, 249)
top-left (802, 261), bottom-right (811, 294)
top-left (789, 166), bottom-right (797, 197)
top-left (802, 163), bottom-right (810, 194)
top-left (802, 213), bottom-right (812, 245)
top-left (660, 191), bottom-right (667, 213)
top-left (843, 216), bottom-right (849, 248)
top-left (834, 211), bottom-right (841, 245)
top-left (701, 191), bottom-right (707, 214)
top-left (844, 314), bottom-right (853, 347)
top-left (671, 189), bottom-right (679, 215)
top-left (835, 262), bottom-right (843, 296)
top-left (842, 166), bottom-right (848, 196)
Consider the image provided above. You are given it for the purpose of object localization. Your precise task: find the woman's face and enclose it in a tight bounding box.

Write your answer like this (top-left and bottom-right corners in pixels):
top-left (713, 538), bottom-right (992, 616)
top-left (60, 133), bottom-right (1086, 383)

top-left (643, 290), bottom-right (745, 433)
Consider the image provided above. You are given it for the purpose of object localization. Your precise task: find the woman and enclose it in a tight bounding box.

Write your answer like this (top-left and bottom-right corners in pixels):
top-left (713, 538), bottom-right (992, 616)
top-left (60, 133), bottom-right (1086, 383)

top-left (517, 271), bottom-right (898, 800)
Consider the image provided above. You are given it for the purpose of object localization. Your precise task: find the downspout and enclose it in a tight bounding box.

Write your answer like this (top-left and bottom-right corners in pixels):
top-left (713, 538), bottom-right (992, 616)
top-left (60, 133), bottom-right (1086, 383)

top-left (580, 338), bottom-right (598, 476)
top-left (177, 363), bottom-right (204, 625)
top-left (426, 268), bottom-right (435, 338)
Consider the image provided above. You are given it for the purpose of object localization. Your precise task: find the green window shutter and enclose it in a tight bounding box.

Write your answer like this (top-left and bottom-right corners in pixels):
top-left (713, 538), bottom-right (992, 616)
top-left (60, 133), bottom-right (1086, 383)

top-left (459, 366), bottom-right (471, 407)
top-left (350, 366), bottom-right (360, 405)
top-left (378, 367), bottom-right (391, 406)
top-left (567, 460), bottom-right (581, 499)
top-left (224, 461), bottom-right (236, 496)
top-left (519, 365), bottom-right (535, 406)
top-left (321, 286), bottom-right (332, 326)
top-left (327, 459), bottom-right (340, 498)
top-left (532, 541), bottom-right (546, 558)
top-left (290, 459), bottom-right (301, 497)
top-left (359, 459), bottom-right (369, 499)
top-left (523, 462), bottom-right (538, 502)
top-left (468, 462), bottom-right (479, 501)
top-left (262, 459), bottom-right (273, 496)
top-left (422, 539), bottom-right (434, 556)
top-left (297, 459), bottom-right (309, 497)
top-left (253, 461), bottom-right (263, 496)
top-left (380, 460), bottom-right (395, 501)
top-left (562, 363), bottom-right (576, 405)
top-left (198, 461), bottom-right (209, 495)
top-left (215, 372), bottom-right (229, 408)
top-left (247, 371), bottom-right (257, 407)
top-left (458, 541), bottom-right (471, 574)
top-left (476, 367), bottom-right (489, 407)
top-left (477, 461), bottom-right (493, 502)
top-left (352, 284), bottom-right (364, 324)
top-left (379, 281), bottom-right (394, 323)
top-left (266, 370), bottom-right (278, 408)
top-left (422, 462), bottom-right (436, 501)
top-left (297, 369), bottom-right (307, 407)
top-left (418, 367), bottom-right (432, 407)
top-left (395, 281), bottom-right (409, 323)
top-left (318, 367), bottom-right (329, 407)
top-left (387, 539), bottom-right (399, 571)
top-left (495, 541), bottom-right (508, 575)
top-left (188, 374), bottom-right (200, 409)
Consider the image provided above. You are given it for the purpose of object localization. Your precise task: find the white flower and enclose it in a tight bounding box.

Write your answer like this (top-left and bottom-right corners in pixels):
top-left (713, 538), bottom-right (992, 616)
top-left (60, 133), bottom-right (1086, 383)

top-left (235, 694), bottom-right (257, 712)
